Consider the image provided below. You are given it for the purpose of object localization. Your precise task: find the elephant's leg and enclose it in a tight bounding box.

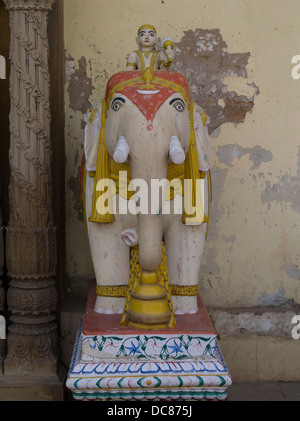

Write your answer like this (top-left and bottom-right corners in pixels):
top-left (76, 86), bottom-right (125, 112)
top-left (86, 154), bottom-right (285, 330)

top-left (163, 176), bottom-right (209, 314)
top-left (87, 220), bottom-right (130, 314)
top-left (85, 178), bottom-right (132, 314)
top-left (164, 219), bottom-right (206, 314)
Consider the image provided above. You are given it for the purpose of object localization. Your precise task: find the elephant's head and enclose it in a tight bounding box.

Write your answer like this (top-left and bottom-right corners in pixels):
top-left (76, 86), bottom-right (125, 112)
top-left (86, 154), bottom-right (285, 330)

top-left (105, 72), bottom-right (191, 171)
top-left (85, 69), bottom-right (210, 272)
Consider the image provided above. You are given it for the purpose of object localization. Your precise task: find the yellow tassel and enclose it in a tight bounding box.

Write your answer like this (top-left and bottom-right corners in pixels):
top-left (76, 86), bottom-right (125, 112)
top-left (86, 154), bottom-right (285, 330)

top-left (182, 101), bottom-right (205, 225)
top-left (88, 99), bottom-right (115, 223)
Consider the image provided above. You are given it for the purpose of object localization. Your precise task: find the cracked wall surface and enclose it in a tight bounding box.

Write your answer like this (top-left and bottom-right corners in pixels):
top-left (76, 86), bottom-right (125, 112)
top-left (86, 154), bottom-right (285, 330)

top-left (172, 28), bottom-right (258, 134)
top-left (261, 147), bottom-right (300, 214)
top-left (63, 0), bottom-right (300, 315)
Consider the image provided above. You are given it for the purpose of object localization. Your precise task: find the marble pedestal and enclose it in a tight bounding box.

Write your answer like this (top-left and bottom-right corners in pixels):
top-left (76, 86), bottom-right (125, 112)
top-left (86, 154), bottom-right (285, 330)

top-left (66, 284), bottom-right (232, 401)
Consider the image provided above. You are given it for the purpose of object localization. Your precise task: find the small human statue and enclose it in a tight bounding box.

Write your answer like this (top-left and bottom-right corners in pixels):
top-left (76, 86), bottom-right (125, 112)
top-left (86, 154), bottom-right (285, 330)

top-left (125, 24), bottom-right (174, 71)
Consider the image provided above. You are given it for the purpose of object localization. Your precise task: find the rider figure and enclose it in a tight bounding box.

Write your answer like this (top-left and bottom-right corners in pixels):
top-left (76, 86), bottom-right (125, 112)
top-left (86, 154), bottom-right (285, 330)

top-left (125, 24), bottom-right (174, 71)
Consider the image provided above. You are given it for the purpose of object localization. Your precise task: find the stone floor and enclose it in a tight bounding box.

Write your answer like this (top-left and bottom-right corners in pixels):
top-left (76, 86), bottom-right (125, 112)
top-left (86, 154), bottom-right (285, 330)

top-left (0, 381), bottom-right (299, 401)
top-left (227, 382), bottom-right (300, 401)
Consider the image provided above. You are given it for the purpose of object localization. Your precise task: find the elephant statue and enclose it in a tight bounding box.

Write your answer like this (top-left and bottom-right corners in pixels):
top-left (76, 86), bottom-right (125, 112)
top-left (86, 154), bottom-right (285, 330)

top-left (82, 68), bottom-right (210, 330)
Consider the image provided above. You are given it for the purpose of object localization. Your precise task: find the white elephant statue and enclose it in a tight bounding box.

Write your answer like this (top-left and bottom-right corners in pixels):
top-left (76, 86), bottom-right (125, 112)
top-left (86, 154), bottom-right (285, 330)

top-left (82, 69), bottom-right (210, 330)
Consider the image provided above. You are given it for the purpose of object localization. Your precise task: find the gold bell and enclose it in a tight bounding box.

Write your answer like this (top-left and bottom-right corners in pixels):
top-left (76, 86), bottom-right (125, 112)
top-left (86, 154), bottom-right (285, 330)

top-left (126, 271), bottom-right (171, 330)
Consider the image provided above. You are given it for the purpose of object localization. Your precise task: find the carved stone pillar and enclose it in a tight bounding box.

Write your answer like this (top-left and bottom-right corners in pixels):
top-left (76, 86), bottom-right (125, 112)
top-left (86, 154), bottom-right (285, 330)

top-left (4, 0), bottom-right (57, 375)
top-left (0, 191), bottom-right (4, 314)
top-left (0, 202), bottom-right (5, 363)
top-left (0, 222), bottom-right (4, 315)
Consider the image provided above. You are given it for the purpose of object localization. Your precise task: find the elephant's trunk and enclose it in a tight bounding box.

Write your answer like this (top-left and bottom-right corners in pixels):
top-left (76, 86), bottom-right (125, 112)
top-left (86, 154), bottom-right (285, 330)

top-left (124, 134), bottom-right (186, 271)
top-left (137, 213), bottom-right (163, 271)
top-left (126, 168), bottom-right (171, 329)
top-left (129, 137), bottom-right (169, 272)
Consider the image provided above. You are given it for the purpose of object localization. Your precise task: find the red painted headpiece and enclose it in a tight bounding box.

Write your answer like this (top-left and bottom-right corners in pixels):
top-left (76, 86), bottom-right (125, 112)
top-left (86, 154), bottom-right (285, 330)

top-left (105, 70), bottom-right (191, 129)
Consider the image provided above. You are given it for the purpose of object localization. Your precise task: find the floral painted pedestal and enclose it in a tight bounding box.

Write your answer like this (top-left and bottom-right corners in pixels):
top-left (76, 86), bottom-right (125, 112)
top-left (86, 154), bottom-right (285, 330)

top-left (66, 284), bottom-right (232, 401)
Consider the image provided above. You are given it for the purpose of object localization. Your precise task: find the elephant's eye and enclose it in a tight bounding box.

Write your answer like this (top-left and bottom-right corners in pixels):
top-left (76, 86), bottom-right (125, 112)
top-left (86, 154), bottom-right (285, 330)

top-left (111, 97), bottom-right (125, 111)
top-left (170, 98), bottom-right (185, 112)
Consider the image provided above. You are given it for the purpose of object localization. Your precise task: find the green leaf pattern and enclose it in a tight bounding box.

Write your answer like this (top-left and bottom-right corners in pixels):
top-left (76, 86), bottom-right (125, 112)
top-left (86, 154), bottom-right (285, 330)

top-left (85, 334), bottom-right (216, 360)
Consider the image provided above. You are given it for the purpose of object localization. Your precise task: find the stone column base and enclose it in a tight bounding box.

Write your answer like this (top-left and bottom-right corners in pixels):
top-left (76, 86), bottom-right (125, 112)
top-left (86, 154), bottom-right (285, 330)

top-left (0, 369), bottom-right (65, 401)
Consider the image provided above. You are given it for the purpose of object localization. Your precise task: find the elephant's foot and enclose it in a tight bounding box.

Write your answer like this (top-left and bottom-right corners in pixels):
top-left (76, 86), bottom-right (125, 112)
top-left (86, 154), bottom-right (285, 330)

top-left (94, 297), bottom-right (125, 314)
top-left (172, 296), bottom-right (198, 315)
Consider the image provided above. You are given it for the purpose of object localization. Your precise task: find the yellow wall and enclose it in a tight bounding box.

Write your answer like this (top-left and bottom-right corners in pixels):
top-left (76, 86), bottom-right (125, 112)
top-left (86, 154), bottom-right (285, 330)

top-left (63, 0), bottom-right (300, 314)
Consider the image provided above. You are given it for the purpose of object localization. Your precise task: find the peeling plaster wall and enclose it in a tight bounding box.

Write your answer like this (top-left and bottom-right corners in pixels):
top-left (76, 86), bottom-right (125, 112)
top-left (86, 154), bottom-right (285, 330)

top-left (63, 0), bottom-right (300, 318)
top-left (172, 28), bottom-right (257, 134)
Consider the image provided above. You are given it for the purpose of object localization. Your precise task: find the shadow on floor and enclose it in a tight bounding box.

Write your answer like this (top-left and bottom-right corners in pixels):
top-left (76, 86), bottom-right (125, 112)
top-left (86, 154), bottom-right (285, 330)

top-left (227, 382), bottom-right (300, 401)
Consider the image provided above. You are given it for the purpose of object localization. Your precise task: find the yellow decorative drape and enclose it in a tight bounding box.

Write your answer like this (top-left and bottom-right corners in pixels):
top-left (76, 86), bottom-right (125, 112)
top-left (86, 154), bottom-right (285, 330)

top-left (88, 99), bottom-right (115, 223)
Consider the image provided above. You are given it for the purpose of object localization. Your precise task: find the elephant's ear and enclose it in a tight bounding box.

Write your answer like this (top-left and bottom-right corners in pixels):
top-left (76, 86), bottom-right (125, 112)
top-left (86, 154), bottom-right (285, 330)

top-left (193, 103), bottom-right (210, 172)
top-left (84, 102), bottom-right (102, 172)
